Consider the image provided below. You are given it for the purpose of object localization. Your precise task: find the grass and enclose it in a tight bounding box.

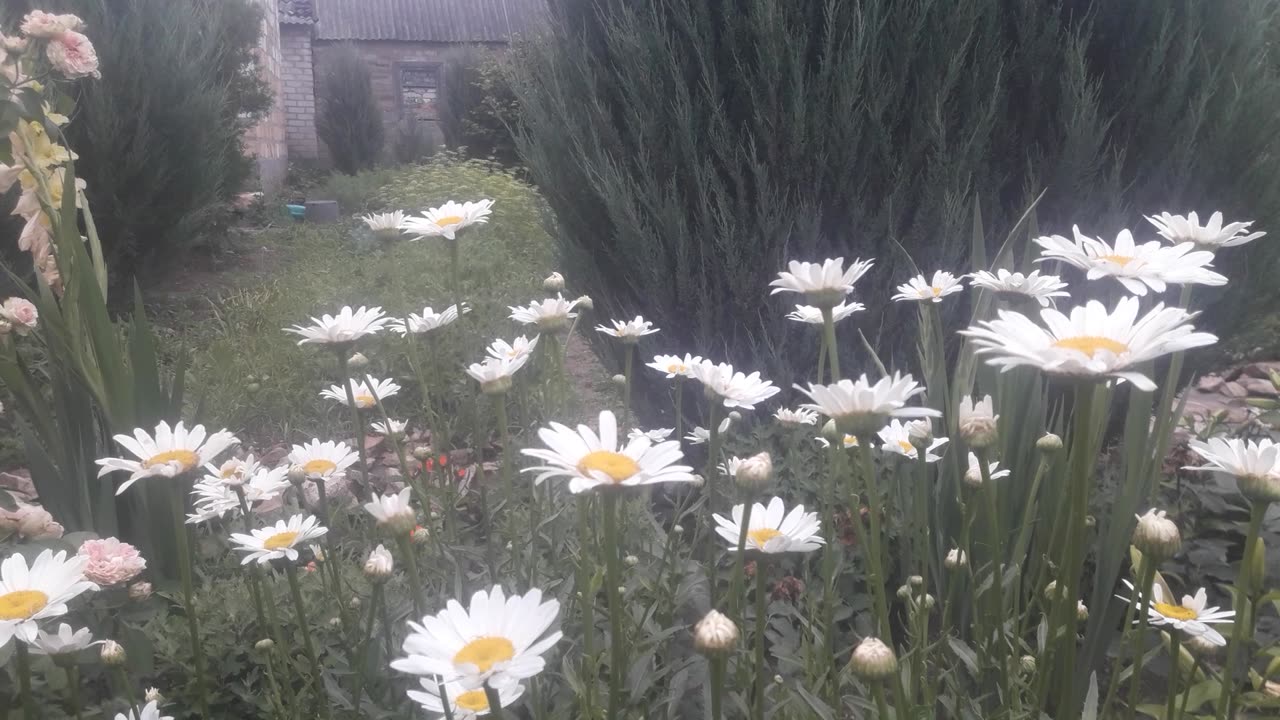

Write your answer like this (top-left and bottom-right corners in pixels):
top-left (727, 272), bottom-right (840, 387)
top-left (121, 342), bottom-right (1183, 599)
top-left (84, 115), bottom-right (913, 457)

top-left (151, 157), bottom-right (560, 448)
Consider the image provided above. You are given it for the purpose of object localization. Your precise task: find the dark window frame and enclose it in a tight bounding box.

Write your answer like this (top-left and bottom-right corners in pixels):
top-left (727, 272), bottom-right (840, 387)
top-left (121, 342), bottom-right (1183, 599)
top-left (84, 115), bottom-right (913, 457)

top-left (394, 61), bottom-right (443, 121)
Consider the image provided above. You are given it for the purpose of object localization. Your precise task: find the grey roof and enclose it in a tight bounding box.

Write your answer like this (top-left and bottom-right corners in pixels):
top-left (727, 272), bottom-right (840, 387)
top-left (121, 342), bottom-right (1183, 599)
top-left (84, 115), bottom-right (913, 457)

top-left (308, 0), bottom-right (546, 42)
top-left (279, 0), bottom-right (316, 24)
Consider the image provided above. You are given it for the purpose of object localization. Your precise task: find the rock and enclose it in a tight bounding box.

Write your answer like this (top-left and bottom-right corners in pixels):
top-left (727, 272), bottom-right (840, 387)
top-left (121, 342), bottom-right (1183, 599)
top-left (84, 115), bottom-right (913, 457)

top-left (1242, 378), bottom-right (1280, 397)
top-left (0, 470), bottom-right (36, 501)
top-left (304, 200), bottom-right (340, 223)
top-left (1197, 375), bottom-right (1225, 392)
top-left (258, 445), bottom-right (290, 466)
top-left (1220, 381), bottom-right (1249, 399)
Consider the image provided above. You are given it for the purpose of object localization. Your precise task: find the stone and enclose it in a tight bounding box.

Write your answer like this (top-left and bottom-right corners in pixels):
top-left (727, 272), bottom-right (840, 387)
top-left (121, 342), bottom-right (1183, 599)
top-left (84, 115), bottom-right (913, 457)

top-left (1220, 381), bottom-right (1249, 398)
top-left (1197, 375), bottom-right (1224, 392)
top-left (304, 200), bottom-right (340, 223)
top-left (1242, 378), bottom-right (1280, 397)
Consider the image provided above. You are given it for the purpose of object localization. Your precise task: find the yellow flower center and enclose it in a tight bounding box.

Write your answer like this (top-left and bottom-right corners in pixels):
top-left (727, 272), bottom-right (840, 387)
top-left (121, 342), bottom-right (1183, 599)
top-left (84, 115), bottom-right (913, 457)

top-left (1052, 336), bottom-right (1129, 358)
top-left (0, 590), bottom-right (49, 620)
top-left (749, 528), bottom-right (783, 547)
top-left (844, 435), bottom-right (859, 447)
top-left (143, 449), bottom-right (200, 471)
top-left (930, 286), bottom-right (943, 296)
top-left (1154, 602), bottom-right (1198, 621)
top-left (576, 451), bottom-right (641, 482)
top-left (302, 459), bottom-right (337, 475)
top-left (454, 689), bottom-right (490, 712)
top-left (354, 394), bottom-right (376, 408)
top-left (897, 440), bottom-right (915, 454)
top-left (667, 363), bottom-right (685, 374)
top-left (435, 215), bottom-right (464, 228)
top-left (1099, 254), bottom-right (1134, 266)
top-left (453, 636), bottom-right (515, 672)
top-left (263, 531), bottom-right (299, 550)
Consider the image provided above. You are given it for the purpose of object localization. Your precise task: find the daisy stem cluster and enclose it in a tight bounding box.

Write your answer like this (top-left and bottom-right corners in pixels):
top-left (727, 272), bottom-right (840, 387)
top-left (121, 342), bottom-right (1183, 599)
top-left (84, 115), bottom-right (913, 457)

top-left (1216, 500), bottom-right (1268, 719)
top-left (167, 483), bottom-right (211, 718)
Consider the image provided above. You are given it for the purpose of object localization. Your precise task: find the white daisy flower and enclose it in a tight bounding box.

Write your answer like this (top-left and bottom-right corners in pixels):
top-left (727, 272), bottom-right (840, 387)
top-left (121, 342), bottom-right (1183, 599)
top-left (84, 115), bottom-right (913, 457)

top-left (770, 257), bottom-right (875, 307)
top-left (202, 454), bottom-right (263, 487)
top-left (785, 301), bottom-right (866, 324)
top-left (509, 294), bottom-right (580, 332)
top-left (689, 360), bottom-right (781, 410)
top-left (96, 421), bottom-right (240, 495)
top-left (774, 407), bottom-right (819, 426)
top-left (392, 304), bottom-right (470, 335)
top-left (391, 585), bottom-right (562, 689)
top-left (363, 487), bottom-right (415, 527)
top-left (29, 623), bottom-right (101, 655)
top-left (361, 211), bottom-right (406, 232)
top-left (320, 377), bottom-right (402, 409)
top-left (1184, 437), bottom-right (1280, 502)
top-left (465, 356), bottom-right (530, 394)
top-left (959, 297), bottom-right (1217, 391)
top-left (288, 439), bottom-right (359, 481)
top-left (400, 199), bottom-right (495, 241)
top-left (968, 269), bottom-right (1069, 307)
top-left (408, 677), bottom-right (525, 718)
top-left (1118, 582), bottom-right (1234, 646)
top-left (595, 316), bottom-right (659, 342)
top-left (892, 270), bottom-right (965, 303)
top-left (877, 420), bottom-right (949, 462)
top-left (646, 353), bottom-right (703, 379)
top-left (487, 335), bottom-right (540, 362)
top-left (284, 306), bottom-right (391, 346)
top-left (1034, 226), bottom-right (1226, 296)
top-left (815, 433), bottom-right (860, 449)
top-left (521, 410), bottom-right (696, 493)
top-left (0, 549), bottom-right (98, 649)
top-left (685, 417), bottom-right (733, 444)
top-left (241, 466), bottom-right (292, 504)
top-left (114, 701), bottom-right (172, 720)
top-left (965, 452), bottom-right (1011, 481)
top-left (230, 514), bottom-right (328, 565)
top-left (712, 497), bottom-right (825, 554)
top-left (794, 373), bottom-right (941, 428)
top-left (371, 419), bottom-right (408, 436)
top-left (627, 427), bottom-right (674, 442)
top-left (1146, 211), bottom-right (1265, 251)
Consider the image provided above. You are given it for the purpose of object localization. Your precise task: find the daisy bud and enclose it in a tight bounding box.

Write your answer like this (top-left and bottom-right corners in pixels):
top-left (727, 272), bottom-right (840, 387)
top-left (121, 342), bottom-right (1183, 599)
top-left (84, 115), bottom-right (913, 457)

top-left (611, 374), bottom-right (626, 387)
top-left (1085, 515), bottom-right (1096, 528)
top-left (145, 687), bottom-right (164, 704)
top-left (128, 581), bottom-right (153, 601)
top-left (412, 446), bottom-right (432, 460)
top-left (1076, 601), bottom-right (1089, 623)
top-left (364, 544), bottom-right (394, 581)
top-left (672, 524), bottom-right (685, 535)
top-left (693, 609), bottom-right (739, 655)
top-left (728, 410), bottom-right (743, 422)
top-left (896, 585), bottom-right (912, 602)
top-left (944, 548), bottom-right (967, 571)
top-left (773, 674), bottom-right (784, 684)
top-left (411, 526), bottom-right (430, 545)
top-left (1132, 508), bottom-right (1181, 563)
top-left (624, 555), bottom-right (639, 567)
top-left (328, 617), bottom-right (342, 628)
top-left (481, 376), bottom-right (514, 395)
top-left (575, 295), bottom-right (594, 310)
top-left (907, 420), bottom-right (933, 448)
top-left (100, 640), bottom-right (126, 665)
top-left (849, 637), bottom-right (898, 681)
top-left (690, 475), bottom-right (705, 488)
top-left (734, 452), bottom-right (773, 492)
top-left (821, 419), bottom-right (842, 443)
top-left (921, 594), bottom-right (936, 611)
top-left (288, 465), bottom-right (307, 484)
top-left (349, 597), bottom-right (362, 609)
top-left (958, 395), bottom-right (998, 449)
top-left (543, 272), bottom-right (565, 291)
top-left (963, 465), bottom-right (984, 489)
top-left (1036, 433), bottom-right (1063, 453)
top-left (616, 586), bottom-right (626, 595)
top-left (347, 352), bottom-right (369, 369)
top-left (1020, 655), bottom-right (1036, 674)
top-left (1185, 633), bottom-right (1221, 658)
top-left (245, 382), bottom-right (262, 393)
top-left (1238, 472), bottom-right (1280, 505)
top-left (908, 575), bottom-right (924, 589)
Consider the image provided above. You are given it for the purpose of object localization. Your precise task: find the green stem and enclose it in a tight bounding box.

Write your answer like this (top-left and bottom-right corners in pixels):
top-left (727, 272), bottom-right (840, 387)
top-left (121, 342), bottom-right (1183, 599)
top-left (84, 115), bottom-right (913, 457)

top-left (1178, 657), bottom-right (1202, 719)
top-left (856, 446), bottom-right (893, 639)
top-left (753, 558), bottom-right (768, 720)
top-left (259, 570), bottom-right (298, 710)
top-left (821, 306), bottom-right (841, 381)
top-left (728, 497), bottom-right (756, 622)
top-left (495, 395), bottom-right (513, 499)
top-left (575, 498), bottom-right (598, 717)
top-left (709, 656), bottom-right (725, 720)
top-left (483, 683), bottom-right (507, 720)
top-left (703, 401), bottom-right (723, 606)
top-left (673, 376), bottom-right (684, 442)
top-left (65, 664), bottom-right (83, 720)
top-left (438, 678), bottom-right (458, 720)
top-left (114, 664), bottom-right (139, 712)
top-left (621, 343), bottom-right (635, 431)
top-left (259, 644), bottom-right (287, 720)
top-left (820, 444), bottom-right (840, 706)
top-left (816, 331), bottom-right (828, 384)
top-left (336, 350), bottom-right (370, 497)
top-left (871, 682), bottom-right (891, 719)
top-left (284, 562), bottom-right (330, 720)
top-left (977, 449), bottom-right (1008, 689)
top-left (602, 492), bottom-right (628, 719)
top-left (395, 533), bottom-right (428, 617)
top-left (363, 372), bottom-right (431, 511)
top-left (312, 473), bottom-right (352, 634)
top-left (169, 484), bottom-right (211, 717)
top-left (351, 583), bottom-right (384, 713)
top-left (16, 641), bottom-right (38, 720)
top-left (914, 450), bottom-right (931, 581)
top-left (1216, 501), bottom-right (1268, 720)
top-left (1166, 633), bottom-right (1182, 720)
top-left (1123, 557), bottom-right (1159, 718)
top-left (1101, 552), bottom-right (1152, 717)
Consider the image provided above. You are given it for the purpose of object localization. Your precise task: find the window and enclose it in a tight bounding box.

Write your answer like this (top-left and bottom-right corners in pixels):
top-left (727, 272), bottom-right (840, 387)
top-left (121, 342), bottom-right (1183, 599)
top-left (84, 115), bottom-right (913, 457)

top-left (398, 63), bottom-right (441, 121)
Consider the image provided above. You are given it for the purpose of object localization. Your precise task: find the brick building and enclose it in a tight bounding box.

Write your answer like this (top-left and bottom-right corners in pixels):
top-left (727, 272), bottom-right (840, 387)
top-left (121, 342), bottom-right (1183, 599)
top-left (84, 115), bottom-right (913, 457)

top-left (246, 0), bottom-right (544, 191)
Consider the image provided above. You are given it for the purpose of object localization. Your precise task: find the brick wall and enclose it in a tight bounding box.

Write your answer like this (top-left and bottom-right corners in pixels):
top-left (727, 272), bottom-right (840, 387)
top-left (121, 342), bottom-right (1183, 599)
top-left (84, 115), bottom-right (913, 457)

top-left (282, 25), bottom-right (320, 160)
top-left (244, 0), bottom-right (287, 193)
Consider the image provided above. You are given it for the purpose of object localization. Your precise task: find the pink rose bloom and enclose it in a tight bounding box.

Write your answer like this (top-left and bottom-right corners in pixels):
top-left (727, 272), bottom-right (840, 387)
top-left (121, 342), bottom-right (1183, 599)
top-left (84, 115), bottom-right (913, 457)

top-left (2, 297), bottom-right (39, 333)
top-left (77, 537), bottom-right (147, 585)
top-left (20, 11), bottom-right (84, 38)
top-left (45, 30), bottom-right (99, 79)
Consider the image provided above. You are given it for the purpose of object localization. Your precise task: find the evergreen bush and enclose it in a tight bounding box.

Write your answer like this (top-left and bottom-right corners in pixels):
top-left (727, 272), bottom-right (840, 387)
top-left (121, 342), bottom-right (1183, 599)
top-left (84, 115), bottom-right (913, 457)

top-left (511, 0), bottom-right (1280, 406)
top-left (438, 45), bottom-right (523, 166)
top-left (53, 0), bottom-right (270, 283)
top-left (316, 43), bottom-right (385, 175)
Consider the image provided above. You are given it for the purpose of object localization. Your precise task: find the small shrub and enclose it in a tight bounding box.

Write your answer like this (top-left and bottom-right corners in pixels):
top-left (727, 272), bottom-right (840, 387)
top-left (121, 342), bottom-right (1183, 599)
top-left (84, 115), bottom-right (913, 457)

top-left (393, 120), bottom-right (438, 165)
top-left (313, 167), bottom-right (398, 214)
top-left (437, 45), bottom-right (523, 165)
top-left (315, 43), bottom-right (385, 175)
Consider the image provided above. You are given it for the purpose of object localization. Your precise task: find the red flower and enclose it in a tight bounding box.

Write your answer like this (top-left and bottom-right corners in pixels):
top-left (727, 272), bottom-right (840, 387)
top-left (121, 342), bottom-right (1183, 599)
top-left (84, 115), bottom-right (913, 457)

top-left (439, 454), bottom-right (449, 467)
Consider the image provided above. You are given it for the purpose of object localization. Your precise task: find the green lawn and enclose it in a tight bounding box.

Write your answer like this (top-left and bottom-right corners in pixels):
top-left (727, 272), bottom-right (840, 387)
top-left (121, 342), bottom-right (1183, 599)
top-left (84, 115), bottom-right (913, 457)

top-left (150, 157), bottom-right (570, 448)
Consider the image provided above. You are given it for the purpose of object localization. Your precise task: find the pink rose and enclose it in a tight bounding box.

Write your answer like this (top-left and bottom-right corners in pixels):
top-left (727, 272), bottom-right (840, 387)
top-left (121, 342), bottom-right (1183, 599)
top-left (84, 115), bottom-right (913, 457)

top-left (77, 537), bottom-right (147, 585)
top-left (2, 297), bottom-right (38, 333)
top-left (20, 11), bottom-right (84, 39)
top-left (45, 30), bottom-right (99, 79)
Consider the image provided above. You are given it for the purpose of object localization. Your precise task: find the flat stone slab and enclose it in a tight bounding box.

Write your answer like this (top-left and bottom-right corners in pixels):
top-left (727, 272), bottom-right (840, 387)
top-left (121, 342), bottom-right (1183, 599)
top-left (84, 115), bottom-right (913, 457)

top-left (304, 200), bottom-right (340, 223)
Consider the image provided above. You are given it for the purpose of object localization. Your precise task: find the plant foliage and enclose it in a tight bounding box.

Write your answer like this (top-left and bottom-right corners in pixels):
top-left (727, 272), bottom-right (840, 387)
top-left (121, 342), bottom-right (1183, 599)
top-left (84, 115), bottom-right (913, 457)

top-left (437, 45), bottom-right (523, 166)
top-left (316, 43), bottom-right (385, 175)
